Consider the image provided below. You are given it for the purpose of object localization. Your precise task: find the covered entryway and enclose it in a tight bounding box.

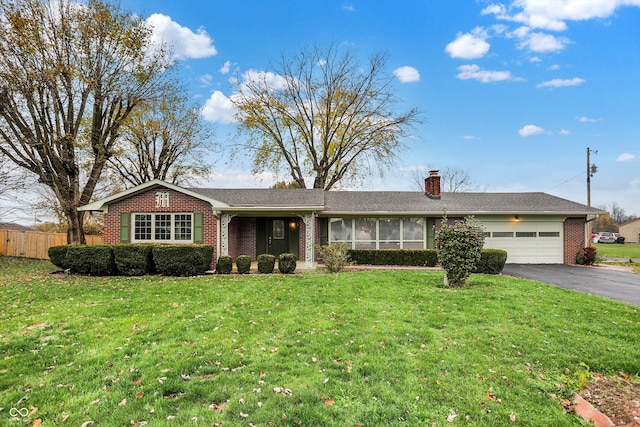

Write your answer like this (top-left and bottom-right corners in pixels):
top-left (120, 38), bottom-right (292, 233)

top-left (480, 216), bottom-right (564, 264)
top-left (256, 218), bottom-right (300, 259)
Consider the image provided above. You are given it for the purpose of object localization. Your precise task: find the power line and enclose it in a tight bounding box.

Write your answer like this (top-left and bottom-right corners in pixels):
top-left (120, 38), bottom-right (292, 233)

top-left (544, 170), bottom-right (586, 192)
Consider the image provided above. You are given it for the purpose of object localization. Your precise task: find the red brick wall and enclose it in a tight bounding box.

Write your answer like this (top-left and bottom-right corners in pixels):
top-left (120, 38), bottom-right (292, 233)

top-left (235, 217), bottom-right (257, 259)
top-left (103, 187), bottom-right (217, 265)
top-left (564, 217), bottom-right (586, 264)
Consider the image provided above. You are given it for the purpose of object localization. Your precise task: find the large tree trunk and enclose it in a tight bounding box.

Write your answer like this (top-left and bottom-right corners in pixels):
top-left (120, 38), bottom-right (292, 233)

top-left (65, 208), bottom-right (86, 244)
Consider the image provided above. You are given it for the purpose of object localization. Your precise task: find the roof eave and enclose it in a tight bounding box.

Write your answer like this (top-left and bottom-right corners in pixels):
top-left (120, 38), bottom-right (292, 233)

top-left (78, 179), bottom-right (231, 212)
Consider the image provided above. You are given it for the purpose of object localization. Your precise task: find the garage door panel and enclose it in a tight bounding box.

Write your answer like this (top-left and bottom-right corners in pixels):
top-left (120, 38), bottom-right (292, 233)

top-left (480, 219), bottom-right (563, 264)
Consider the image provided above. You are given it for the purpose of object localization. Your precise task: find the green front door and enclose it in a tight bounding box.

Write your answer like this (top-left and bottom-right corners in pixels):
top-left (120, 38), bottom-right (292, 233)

top-left (268, 219), bottom-right (289, 257)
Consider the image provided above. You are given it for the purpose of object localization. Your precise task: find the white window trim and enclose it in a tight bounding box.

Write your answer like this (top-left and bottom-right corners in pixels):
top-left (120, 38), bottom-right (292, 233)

top-left (131, 213), bottom-right (194, 244)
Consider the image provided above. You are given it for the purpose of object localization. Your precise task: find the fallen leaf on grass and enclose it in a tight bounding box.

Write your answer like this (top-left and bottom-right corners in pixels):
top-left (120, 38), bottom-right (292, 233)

top-left (31, 419), bottom-right (42, 427)
top-left (447, 412), bottom-right (458, 422)
top-left (118, 398), bottom-right (127, 406)
top-left (90, 398), bottom-right (100, 405)
top-left (484, 393), bottom-right (502, 403)
top-left (81, 422), bottom-right (94, 427)
top-left (324, 398), bottom-right (335, 406)
top-left (510, 413), bottom-right (517, 422)
top-left (135, 392), bottom-right (144, 399)
top-left (208, 401), bottom-right (227, 412)
top-left (172, 302), bottom-right (179, 307)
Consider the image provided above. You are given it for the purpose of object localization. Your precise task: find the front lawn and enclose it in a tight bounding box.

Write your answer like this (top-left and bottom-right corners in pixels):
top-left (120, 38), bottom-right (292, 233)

top-left (1, 257), bottom-right (639, 426)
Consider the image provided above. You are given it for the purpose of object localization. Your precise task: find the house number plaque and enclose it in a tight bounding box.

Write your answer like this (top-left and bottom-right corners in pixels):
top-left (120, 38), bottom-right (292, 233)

top-left (155, 192), bottom-right (169, 208)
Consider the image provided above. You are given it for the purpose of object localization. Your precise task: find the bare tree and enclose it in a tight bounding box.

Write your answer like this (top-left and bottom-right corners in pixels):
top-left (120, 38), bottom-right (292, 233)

top-left (608, 202), bottom-right (627, 224)
top-left (107, 85), bottom-right (213, 188)
top-left (232, 44), bottom-right (420, 190)
top-left (0, 0), bottom-right (172, 243)
top-left (410, 166), bottom-right (483, 192)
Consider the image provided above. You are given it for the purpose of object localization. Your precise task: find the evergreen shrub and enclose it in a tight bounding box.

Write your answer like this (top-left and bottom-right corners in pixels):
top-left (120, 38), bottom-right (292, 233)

top-left (278, 253), bottom-right (297, 274)
top-left (257, 254), bottom-right (275, 274)
top-left (216, 255), bottom-right (233, 274)
top-left (236, 255), bottom-right (252, 274)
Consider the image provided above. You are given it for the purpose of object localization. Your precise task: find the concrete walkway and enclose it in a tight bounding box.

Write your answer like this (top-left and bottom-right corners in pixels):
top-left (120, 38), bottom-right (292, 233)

top-left (501, 264), bottom-right (640, 306)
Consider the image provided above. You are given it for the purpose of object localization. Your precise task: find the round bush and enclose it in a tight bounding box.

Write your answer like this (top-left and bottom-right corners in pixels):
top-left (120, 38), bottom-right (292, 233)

top-left (278, 253), bottom-right (297, 274)
top-left (236, 255), bottom-right (251, 274)
top-left (216, 255), bottom-right (233, 274)
top-left (257, 254), bottom-right (275, 274)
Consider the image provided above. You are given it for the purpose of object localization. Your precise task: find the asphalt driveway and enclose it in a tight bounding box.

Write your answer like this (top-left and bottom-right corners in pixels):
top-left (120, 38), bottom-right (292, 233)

top-left (501, 264), bottom-right (640, 306)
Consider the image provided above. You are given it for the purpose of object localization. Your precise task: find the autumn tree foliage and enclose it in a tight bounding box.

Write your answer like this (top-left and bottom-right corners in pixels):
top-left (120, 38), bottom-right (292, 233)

top-left (0, 0), bottom-right (172, 243)
top-left (107, 85), bottom-right (213, 188)
top-left (232, 44), bottom-right (420, 190)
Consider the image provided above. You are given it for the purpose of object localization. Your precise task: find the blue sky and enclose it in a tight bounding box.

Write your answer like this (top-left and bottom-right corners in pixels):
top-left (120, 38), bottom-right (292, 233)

top-left (126, 0), bottom-right (640, 216)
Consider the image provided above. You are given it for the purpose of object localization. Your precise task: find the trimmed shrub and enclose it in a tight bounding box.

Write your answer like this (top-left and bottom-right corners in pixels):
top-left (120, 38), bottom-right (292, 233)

top-left (278, 253), bottom-right (297, 274)
top-left (236, 255), bottom-right (252, 274)
top-left (153, 245), bottom-right (214, 277)
top-left (66, 245), bottom-right (115, 276)
top-left (48, 245), bottom-right (69, 270)
top-left (472, 249), bottom-right (508, 274)
top-left (436, 215), bottom-right (485, 287)
top-left (113, 244), bottom-right (155, 276)
top-left (216, 255), bottom-right (233, 274)
top-left (347, 249), bottom-right (438, 267)
top-left (317, 242), bottom-right (350, 273)
top-left (257, 254), bottom-right (276, 273)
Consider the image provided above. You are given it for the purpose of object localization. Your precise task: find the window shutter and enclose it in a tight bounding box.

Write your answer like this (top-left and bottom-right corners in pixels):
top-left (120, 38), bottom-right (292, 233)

top-left (120, 213), bottom-right (131, 243)
top-left (194, 212), bottom-right (204, 243)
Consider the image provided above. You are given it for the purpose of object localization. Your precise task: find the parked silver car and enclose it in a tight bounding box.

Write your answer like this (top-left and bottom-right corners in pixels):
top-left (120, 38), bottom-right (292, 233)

top-left (594, 232), bottom-right (616, 243)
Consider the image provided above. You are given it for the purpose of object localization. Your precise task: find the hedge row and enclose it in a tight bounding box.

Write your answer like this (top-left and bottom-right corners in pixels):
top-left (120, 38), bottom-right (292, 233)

top-left (348, 249), bottom-right (439, 267)
top-left (48, 244), bottom-right (214, 277)
top-left (348, 248), bottom-right (507, 274)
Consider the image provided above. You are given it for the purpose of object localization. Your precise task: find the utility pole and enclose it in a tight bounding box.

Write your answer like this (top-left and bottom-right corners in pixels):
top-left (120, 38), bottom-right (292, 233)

top-left (587, 147), bottom-right (597, 207)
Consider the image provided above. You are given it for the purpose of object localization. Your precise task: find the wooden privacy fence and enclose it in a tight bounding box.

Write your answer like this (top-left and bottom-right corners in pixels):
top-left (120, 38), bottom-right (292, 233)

top-left (0, 229), bottom-right (104, 260)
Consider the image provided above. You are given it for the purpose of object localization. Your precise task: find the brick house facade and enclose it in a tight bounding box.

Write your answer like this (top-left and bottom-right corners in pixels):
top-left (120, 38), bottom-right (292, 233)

top-left (80, 175), bottom-right (604, 266)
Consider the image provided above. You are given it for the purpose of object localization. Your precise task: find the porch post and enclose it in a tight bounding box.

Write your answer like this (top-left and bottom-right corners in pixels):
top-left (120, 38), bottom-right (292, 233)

top-left (220, 213), bottom-right (236, 256)
top-left (301, 213), bottom-right (315, 268)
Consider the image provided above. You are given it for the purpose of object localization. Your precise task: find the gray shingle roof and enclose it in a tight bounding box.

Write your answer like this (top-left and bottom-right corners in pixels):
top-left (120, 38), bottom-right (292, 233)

top-left (323, 191), bottom-right (604, 215)
top-left (188, 188), bottom-right (604, 215)
top-left (187, 188), bottom-right (326, 208)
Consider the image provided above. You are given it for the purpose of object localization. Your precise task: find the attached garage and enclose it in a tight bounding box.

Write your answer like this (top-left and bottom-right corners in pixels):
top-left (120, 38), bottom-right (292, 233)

top-left (480, 216), bottom-right (564, 264)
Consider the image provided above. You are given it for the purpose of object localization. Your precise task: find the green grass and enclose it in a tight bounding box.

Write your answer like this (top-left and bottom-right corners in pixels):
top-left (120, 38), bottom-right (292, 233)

top-left (593, 242), bottom-right (640, 258)
top-left (1, 257), bottom-right (639, 426)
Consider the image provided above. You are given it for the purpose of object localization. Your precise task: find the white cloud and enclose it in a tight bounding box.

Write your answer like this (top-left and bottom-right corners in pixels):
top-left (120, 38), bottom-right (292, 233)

top-left (463, 135), bottom-right (480, 140)
top-left (518, 124), bottom-right (545, 137)
top-left (445, 27), bottom-right (490, 59)
top-left (560, 129), bottom-right (571, 135)
top-left (343, 5), bottom-right (356, 12)
top-left (199, 74), bottom-right (213, 87)
top-left (456, 64), bottom-right (513, 83)
top-left (482, 0), bottom-right (640, 31)
top-left (201, 90), bottom-right (237, 124)
top-left (146, 13), bottom-right (217, 60)
top-left (548, 64), bottom-right (561, 70)
top-left (537, 77), bottom-right (585, 88)
top-left (529, 56), bottom-right (541, 63)
top-left (578, 116), bottom-right (599, 123)
top-left (393, 66), bottom-right (420, 83)
top-left (617, 153), bottom-right (637, 162)
top-left (515, 29), bottom-right (569, 52)
top-left (220, 60), bottom-right (231, 75)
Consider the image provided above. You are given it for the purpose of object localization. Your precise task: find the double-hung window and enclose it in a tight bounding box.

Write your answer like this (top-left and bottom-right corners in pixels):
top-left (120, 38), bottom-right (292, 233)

top-left (132, 213), bottom-right (193, 243)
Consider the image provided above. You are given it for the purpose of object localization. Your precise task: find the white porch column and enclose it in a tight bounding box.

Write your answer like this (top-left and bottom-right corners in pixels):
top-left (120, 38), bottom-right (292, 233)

top-left (301, 213), bottom-right (315, 268)
top-left (220, 213), bottom-right (236, 256)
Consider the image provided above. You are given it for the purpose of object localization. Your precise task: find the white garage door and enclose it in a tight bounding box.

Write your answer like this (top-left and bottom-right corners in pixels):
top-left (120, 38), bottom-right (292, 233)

top-left (480, 217), bottom-right (564, 264)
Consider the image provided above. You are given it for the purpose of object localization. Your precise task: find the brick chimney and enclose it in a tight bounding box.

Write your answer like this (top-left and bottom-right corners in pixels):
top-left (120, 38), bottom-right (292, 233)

top-left (424, 170), bottom-right (441, 199)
